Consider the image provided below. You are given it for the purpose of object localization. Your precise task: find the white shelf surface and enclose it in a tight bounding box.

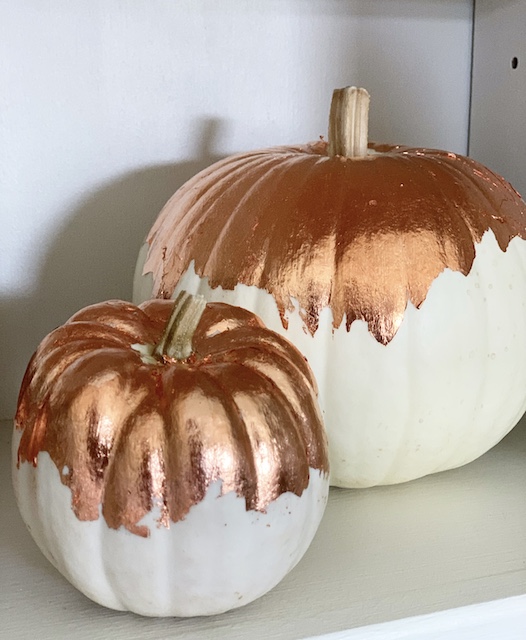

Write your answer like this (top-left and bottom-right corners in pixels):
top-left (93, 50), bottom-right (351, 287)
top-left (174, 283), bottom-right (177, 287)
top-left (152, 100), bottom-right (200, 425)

top-left (1, 417), bottom-right (525, 639)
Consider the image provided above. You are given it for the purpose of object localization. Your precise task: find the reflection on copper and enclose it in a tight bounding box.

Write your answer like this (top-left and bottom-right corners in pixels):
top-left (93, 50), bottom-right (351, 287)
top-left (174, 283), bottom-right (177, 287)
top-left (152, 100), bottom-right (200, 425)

top-left (15, 300), bottom-right (328, 538)
top-left (143, 141), bottom-right (526, 344)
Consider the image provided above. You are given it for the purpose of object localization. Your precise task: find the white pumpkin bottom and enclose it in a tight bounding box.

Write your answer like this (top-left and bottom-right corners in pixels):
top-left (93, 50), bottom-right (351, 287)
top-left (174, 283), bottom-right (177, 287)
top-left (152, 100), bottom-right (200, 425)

top-left (12, 431), bottom-right (329, 617)
top-left (135, 231), bottom-right (526, 488)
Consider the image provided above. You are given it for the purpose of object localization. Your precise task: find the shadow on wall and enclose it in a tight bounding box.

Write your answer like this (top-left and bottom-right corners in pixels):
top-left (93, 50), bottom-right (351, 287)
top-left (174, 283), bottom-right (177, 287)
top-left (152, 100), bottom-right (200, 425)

top-left (1, 119), bottom-right (223, 420)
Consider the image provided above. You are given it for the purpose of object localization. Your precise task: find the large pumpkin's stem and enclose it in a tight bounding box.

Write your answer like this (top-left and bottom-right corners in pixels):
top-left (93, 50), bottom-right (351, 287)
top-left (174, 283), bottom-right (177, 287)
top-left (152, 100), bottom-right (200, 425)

top-left (154, 291), bottom-right (206, 360)
top-left (328, 86), bottom-right (370, 158)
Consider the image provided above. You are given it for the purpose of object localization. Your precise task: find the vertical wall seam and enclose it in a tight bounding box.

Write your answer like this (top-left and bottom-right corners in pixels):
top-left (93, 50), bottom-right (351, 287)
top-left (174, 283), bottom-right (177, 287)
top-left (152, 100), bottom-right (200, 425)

top-left (467, 0), bottom-right (477, 157)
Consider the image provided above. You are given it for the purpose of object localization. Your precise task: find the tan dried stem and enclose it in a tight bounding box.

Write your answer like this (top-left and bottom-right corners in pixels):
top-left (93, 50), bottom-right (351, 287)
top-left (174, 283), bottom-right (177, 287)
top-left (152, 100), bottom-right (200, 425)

top-left (328, 86), bottom-right (370, 158)
top-left (154, 291), bottom-right (207, 360)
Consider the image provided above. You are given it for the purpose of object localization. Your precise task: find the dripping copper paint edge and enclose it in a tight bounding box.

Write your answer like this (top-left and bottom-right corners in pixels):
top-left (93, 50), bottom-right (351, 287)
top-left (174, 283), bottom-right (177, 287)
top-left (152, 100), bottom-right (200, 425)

top-left (142, 141), bottom-right (526, 344)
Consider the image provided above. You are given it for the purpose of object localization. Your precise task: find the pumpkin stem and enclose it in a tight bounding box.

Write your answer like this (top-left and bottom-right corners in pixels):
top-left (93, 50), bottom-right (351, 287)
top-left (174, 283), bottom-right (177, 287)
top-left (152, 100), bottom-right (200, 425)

top-left (328, 86), bottom-right (370, 158)
top-left (154, 291), bottom-right (207, 360)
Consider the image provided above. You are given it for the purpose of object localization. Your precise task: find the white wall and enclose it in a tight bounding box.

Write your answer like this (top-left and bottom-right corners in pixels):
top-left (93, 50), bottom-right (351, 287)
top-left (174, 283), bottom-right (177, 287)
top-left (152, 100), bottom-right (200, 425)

top-left (0, 0), bottom-right (473, 418)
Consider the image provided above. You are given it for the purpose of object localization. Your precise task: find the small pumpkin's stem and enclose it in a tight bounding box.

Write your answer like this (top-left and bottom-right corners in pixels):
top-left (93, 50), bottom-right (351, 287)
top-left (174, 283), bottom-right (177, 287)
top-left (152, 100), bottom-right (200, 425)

top-left (328, 86), bottom-right (370, 158)
top-left (154, 291), bottom-right (206, 360)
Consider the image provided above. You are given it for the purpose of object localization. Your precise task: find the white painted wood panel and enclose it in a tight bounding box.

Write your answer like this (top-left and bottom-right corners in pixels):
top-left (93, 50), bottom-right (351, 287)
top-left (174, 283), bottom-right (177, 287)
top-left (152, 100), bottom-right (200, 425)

top-left (0, 0), bottom-right (473, 418)
top-left (470, 0), bottom-right (526, 196)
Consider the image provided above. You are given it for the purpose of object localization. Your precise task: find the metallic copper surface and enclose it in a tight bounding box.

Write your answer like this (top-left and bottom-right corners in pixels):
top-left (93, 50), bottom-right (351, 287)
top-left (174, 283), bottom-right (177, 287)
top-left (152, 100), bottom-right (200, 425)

top-left (16, 299), bottom-right (328, 538)
top-left (143, 141), bottom-right (526, 344)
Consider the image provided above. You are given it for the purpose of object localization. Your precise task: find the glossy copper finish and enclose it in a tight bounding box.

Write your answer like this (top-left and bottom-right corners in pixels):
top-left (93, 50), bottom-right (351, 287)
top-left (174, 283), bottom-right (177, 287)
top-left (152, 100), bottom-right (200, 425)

top-left (143, 141), bottom-right (526, 344)
top-left (16, 299), bottom-right (328, 538)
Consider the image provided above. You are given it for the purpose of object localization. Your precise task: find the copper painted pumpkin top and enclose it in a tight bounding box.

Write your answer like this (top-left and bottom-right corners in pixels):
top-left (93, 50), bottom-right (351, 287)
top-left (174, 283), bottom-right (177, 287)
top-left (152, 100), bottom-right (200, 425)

top-left (143, 140), bottom-right (526, 344)
top-left (16, 299), bottom-right (327, 537)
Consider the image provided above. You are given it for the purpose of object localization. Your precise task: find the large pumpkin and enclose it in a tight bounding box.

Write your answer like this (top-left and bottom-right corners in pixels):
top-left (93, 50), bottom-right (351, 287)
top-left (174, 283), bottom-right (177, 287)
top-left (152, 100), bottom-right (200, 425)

top-left (13, 294), bottom-right (329, 616)
top-left (134, 87), bottom-right (526, 488)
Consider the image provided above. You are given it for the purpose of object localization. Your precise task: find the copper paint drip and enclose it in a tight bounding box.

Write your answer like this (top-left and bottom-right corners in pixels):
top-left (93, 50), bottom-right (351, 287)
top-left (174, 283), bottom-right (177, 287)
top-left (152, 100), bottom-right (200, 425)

top-left (16, 299), bottom-right (327, 537)
top-left (143, 141), bottom-right (526, 344)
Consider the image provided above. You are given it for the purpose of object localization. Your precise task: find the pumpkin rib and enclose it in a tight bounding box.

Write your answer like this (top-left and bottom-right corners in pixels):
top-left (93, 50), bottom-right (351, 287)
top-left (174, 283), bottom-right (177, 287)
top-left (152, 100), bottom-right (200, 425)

top-left (14, 351), bottom-right (38, 428)
top-left (191, 156), bottom-right (293, 283)
top-left (170, 365), bottom-right (260, 511)
top-left (379, 309), bottom-right (414, 484)
top-left (37, 321), bottom-right (139, 355)
top-left (416, 153), bottom-right (492, 250)
top-left (102, 403), bottom-right (166, 536)
top-left (254, 157), bottom-right (337, 324)
top-left (210, 361), bottom-right (312, 508)
top-left (26, 337), bottom-right (141, 408)
top-left (148, 147), bottom-right (312, 252)
top-left (424, 150), bottom-right (525, 250)
top-left (19, 398), bottom-right (50, 466)
top-left (212, 345), bottom-right (312, 418)
top-left (428, 238), bottom-right (489, 474)
top-left (97, 361), bottom-right (172, 534)
top-left (30, 321), bottom-right (153, 379)
top-left (195, 324), bottom-right (317, 392)
top-left (150, 150), bottom-right (274, 238)
top-left (396, 152), bottom-right (477, 299)
top-left (449, 153), bottom-right (526, 239)
top-left (328, 161), bottom-right (353, 332)
top-left (201, 158), bottom-right (305, 284)
top-left (17, 350), bottom-right (149, 470)
top-left (68, 301), bottom-right (158, 341)
top-left (225, 351), bottom-right (327, 472)
top-left (148, 155), bottom-right (284, 295)
top-left (47, 348), bottom-right (142, 401)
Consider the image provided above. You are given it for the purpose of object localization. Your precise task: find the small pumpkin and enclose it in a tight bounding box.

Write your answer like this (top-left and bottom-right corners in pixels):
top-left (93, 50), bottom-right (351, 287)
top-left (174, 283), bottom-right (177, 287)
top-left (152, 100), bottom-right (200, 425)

top-left (134, 87), bottom-right (526, 488)
top-left (13, 293), bottom-right (329, 617)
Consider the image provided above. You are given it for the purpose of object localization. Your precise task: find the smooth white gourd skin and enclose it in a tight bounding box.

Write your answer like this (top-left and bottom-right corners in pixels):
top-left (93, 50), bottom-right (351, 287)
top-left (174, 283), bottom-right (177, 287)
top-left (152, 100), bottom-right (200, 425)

top-left (12, 431), bottom-right (329, 617)
top-left (134, 232), bottom-right (526, 488)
